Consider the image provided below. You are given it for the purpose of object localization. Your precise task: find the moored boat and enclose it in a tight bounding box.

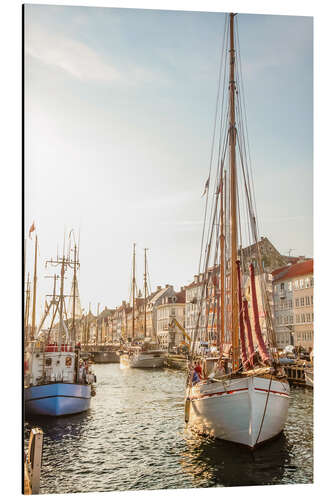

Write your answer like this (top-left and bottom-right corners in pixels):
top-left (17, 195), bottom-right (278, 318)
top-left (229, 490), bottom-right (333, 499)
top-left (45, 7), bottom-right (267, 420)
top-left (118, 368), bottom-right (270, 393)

top-left (24, 232), bottom-right (96, 417)
top-left (188, 368), bottom-right (289, 447)
top-left (185, 13), bottom-right (290, 448)
top-left (120, 245), bottom-right (166, 368)
top-left (120, 343), bottom-right (165, 369)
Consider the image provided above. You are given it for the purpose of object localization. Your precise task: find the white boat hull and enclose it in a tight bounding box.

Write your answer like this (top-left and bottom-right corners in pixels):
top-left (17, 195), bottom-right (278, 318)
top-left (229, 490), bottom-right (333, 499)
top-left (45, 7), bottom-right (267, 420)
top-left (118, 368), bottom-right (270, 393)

top-left (188, 375), bottom-right (290, 448)
top-left (120, 352), bottom-right (165, 369)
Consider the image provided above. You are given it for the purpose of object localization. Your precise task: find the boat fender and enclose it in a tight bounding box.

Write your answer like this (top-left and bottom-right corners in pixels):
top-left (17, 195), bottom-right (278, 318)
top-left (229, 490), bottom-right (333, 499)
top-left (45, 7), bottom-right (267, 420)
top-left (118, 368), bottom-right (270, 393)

top-left (184, 397), bottom-right (191, 423)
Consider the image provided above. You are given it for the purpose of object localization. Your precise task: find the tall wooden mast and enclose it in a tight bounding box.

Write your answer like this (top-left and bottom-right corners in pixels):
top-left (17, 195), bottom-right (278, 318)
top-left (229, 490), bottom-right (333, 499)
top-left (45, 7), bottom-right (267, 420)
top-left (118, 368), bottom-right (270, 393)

top-left (31, 235), bottom-right (38, 340)
top-left (219, 170), bottom-right (225, 353)
top-left (132, 243), bottom-right (136, 339)
top-left (229, 13), bottom-right (240, 371)
top-left (144, 248), bottom-right (148, 337)
top-left (24, 273), bottom-right (31, 342)
top-left (72, 244), bottom-right (77, 345)
top-left (58, 255), bottom-right (66, 344)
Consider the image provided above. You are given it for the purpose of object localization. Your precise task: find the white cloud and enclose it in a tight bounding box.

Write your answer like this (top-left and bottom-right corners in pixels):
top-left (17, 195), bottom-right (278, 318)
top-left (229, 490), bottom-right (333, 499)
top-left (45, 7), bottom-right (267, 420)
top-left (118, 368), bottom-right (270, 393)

top-left (26, 23), bottom-right (121, 83)
top-left (25, 22), bottom-right (170, 87)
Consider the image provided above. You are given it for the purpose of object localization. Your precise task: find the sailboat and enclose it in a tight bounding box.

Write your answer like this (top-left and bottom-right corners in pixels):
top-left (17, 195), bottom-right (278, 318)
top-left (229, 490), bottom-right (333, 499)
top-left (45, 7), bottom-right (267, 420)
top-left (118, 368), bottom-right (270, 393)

top-left (185, 13), bottom-right (290, 448)
top-left (120, 245), bottom-right (166, 368)
top-left (24, 233), bottom-right (96, 416)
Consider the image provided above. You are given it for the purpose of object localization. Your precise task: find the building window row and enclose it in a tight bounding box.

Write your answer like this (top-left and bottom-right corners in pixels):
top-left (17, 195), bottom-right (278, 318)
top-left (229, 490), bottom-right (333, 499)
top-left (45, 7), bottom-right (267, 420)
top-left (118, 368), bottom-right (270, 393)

top-left (296, 331), bottom-right (313, 342)
top-left (295, 296), bottom-right (313, 308)
top-left (295, 312), bottom-right (314, 324)
top-left (294, 277), bottom-right (313, 290)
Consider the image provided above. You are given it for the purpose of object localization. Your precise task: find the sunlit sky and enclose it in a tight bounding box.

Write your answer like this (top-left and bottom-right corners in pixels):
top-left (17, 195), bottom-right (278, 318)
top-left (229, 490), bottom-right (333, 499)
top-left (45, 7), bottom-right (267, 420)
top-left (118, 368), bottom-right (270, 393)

top-left (24, 4), bottom-right (313, 319)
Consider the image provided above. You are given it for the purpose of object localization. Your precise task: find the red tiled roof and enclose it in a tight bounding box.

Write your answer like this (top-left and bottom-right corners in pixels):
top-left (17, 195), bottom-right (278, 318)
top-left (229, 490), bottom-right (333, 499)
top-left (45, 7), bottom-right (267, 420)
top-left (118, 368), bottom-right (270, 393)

top-left (272, 259), bottom-right (313, 282)
top-left (271, 265), bottom-right (291, 277)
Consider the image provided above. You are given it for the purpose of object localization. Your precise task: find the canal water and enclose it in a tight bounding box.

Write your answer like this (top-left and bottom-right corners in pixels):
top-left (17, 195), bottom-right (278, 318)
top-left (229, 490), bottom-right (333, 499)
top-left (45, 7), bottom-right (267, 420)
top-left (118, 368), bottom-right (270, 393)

top-left (24, 364), bottom-right (313, 493)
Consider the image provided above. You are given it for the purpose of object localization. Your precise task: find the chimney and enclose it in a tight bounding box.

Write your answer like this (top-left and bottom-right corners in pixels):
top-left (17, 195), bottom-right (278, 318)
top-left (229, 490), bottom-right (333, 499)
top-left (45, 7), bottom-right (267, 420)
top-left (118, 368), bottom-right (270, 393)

top-left (194, 274), bottom-right (199, 283)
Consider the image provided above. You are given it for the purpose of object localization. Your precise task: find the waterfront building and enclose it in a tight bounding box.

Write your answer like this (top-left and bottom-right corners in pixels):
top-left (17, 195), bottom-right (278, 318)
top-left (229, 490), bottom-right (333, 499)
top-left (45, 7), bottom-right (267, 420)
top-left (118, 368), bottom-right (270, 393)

top-left (156, 289), bottom-right (185, 350)
top-left (184, 237), bottom-right (292, 349)
top-left (272, 259), bottom-right (314, 350)
top-left (241, 236), bottom-right (287, 273)
top-left (146, 285), bottom-right (176, 338)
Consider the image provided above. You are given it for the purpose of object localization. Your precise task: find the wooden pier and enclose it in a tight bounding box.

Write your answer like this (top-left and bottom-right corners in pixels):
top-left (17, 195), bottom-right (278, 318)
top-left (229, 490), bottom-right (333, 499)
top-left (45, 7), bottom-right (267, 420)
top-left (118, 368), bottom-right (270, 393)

top-left (283, 363), bottom-right (313, 387)
top-left (24, 428), bottom-right (43, 495)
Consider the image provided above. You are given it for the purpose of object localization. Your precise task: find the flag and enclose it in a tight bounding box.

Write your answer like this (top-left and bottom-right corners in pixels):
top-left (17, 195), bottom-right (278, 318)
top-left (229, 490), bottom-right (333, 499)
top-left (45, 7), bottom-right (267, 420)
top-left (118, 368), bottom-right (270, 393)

top-left (28, 222), bottom-right (35, 239)
top-left (201, 177), bottom-right (210, 197)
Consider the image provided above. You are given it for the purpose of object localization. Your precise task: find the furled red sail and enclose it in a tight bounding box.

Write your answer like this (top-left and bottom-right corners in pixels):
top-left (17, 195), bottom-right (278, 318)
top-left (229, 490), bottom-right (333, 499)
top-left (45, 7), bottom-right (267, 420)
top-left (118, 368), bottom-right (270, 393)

top-left (236, 260), bottom-right (249, 369)
top-left (243, 297), bottom-right (255, 368)
top-left (249, 262), bottom-right (270, 364)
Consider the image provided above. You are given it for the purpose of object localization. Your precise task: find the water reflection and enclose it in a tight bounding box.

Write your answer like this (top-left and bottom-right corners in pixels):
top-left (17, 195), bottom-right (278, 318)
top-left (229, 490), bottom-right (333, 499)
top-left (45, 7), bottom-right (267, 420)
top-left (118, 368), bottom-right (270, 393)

top-left (181, 431), bottom-right (291, 487)
top-left (24, 366), bottom-right (312, 493)
top-left (25, 410), bottom-right (91, 442)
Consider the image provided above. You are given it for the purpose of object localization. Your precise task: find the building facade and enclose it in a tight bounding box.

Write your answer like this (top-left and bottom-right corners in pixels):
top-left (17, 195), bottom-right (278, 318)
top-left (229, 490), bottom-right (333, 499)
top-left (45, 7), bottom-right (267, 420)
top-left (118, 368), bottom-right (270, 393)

top-left (156, 289), bottom-right (185, 350)
top-left (272, 259), bottom-right (314, 350)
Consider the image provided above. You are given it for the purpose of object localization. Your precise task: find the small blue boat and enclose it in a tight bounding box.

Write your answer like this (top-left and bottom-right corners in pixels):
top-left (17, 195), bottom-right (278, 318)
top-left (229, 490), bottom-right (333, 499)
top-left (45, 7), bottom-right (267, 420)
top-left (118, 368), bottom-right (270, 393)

top-left (24, 235), bottom-right (96, 418)
top-left (25, 382), bottom-right (91, 417)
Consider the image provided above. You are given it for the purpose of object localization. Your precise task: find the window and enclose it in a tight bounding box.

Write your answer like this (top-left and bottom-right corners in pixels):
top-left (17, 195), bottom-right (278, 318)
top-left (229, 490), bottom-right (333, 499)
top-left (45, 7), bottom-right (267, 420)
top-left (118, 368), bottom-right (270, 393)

top-left (312, 312), bottom-right (314, 321)
top-left (288, 281), bottom-right (292, 291)
top-left (301, 314), bottom-right (305, 323)
top-left (306, 296), bottom-right (310, 306)
top-left (311, 296), bottom-right (313, 305)
top-left (305, 278), bottom-right (310, 288)
top-left (289, 315), bottom-right (293, 324)
top-left (280, 282), bottom-right (285, 291)
top-left (296, 314), bottom-right (300, 323)
top-left (310, 277), bottom-right (314, 287)
top-left (295, 298), bottom-right (299, 307)
top-left (300, 279), bottom-right (304, 289)
top-left (300, 297), bottom-right (305, 307)
top-left (284, 316), bottom-right (288, 324)
top-left (289, 299), bottom-right (292, 308)
top-left (294, 280), bottom-right (299, 289)
top-left (306, 313), bottom-right (311, 322)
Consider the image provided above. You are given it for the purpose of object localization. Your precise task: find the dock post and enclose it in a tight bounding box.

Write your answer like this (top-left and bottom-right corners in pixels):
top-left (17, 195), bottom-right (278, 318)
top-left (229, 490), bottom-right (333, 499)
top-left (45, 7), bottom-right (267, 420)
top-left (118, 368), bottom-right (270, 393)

top-left (27, 427), bottom-right (43, 494)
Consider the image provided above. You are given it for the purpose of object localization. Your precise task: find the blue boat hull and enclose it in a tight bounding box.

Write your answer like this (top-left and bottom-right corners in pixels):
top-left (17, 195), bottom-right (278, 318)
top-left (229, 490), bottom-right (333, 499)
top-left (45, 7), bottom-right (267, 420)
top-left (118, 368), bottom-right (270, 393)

top-left (24, 383), bottom-right (91, 417)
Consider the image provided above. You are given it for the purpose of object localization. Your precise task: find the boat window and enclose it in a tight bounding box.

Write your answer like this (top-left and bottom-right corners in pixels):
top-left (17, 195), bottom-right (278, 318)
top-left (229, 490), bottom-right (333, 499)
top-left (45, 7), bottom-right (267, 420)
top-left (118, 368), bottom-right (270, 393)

top-left (45, 358), bottom-right (52, 366)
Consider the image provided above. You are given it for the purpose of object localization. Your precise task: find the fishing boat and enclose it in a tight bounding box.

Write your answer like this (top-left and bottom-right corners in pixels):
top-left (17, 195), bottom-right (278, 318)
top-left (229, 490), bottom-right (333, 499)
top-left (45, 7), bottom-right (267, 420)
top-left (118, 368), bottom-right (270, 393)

top-left (185, 13), bottom-right (290, 448)
top-left (120, 245), bottom-right (166, 368)
top-left (24, 234), bottom-right (96, 417)
top-left (120, 341), bottom-right (165, 368)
